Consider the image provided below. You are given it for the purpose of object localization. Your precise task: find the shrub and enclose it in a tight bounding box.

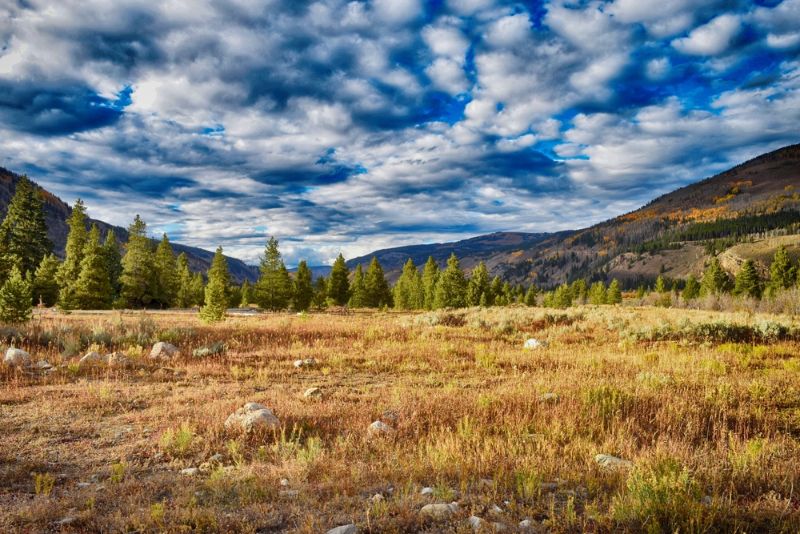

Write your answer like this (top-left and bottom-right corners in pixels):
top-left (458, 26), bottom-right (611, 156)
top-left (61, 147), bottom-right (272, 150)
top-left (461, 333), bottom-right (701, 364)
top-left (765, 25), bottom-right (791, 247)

top-left (160, 423), bottom-right (196, 458)
top-left (33, 472), bottom-right (55, 496)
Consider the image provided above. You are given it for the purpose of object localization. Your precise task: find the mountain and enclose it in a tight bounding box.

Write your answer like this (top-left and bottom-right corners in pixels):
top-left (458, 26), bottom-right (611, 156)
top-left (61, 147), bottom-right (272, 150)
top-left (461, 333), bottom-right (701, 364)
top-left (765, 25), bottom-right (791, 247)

top-left (348, 143), bottom-right (800, 287)
top-left (0, 168), bottom-right (258, 282)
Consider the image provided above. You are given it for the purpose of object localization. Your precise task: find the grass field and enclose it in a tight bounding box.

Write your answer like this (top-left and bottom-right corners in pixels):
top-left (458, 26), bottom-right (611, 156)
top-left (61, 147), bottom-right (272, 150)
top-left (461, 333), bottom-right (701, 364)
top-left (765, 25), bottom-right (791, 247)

top-left (2, 306), bottom-right (800, 533)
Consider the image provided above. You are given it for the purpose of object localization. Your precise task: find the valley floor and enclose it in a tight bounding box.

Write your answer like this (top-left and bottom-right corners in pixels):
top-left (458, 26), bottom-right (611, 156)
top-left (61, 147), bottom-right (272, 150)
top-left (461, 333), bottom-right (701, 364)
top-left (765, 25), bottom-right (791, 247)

top-left (1, 306), bottom-right (800, 532)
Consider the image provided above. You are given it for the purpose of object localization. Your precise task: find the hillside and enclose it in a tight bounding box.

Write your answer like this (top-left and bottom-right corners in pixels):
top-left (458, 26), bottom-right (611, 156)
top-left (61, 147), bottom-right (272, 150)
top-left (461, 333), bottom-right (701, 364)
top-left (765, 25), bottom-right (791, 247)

top-left (0, 168), bottom-right (258, 282)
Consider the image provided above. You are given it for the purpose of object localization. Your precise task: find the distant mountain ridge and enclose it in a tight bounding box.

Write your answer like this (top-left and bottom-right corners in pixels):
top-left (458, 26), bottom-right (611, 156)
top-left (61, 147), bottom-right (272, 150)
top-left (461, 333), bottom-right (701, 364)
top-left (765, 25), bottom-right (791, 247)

top-left (0, 168), bottom-right (258, 282)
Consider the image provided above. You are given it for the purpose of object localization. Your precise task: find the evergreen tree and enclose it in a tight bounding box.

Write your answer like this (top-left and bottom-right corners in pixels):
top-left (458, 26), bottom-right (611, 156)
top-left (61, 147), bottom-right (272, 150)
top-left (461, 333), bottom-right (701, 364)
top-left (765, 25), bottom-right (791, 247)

top-left (570, 279), bottom-right (588, 304)
top-left (682, 275), bottom-right (700, 301)
top-left (523, 285), bottom-right (537, 306)
top-left (74, 225), bottom-right (113, 309)
top-left (364, 257), bottom-right (392, 307)
top-left (57, 199), bottom-right (88, 309)
top-left (393, 259), bottom-right (423, 309)
top-left (293, 260), bottom-right (314, 311)
top-left (199, 247), bottom-right (229, 322)
top-left (734, 259), bottom-right (763, 298)
top-left (255, 237), bottom-right (293, 310)
top-left (588, 281), bottom-right (607, 305)
top-left (349, 264), bottom-right (367, 307)
top-left (607, 279), bottom-right (622, 304)
top-left (328, 253), bottom-right (350, 306)
top-left (312, 276), bottom-right (328, 309)
top-left (101, 229), bottom-right (122, 297)
top-left (501, 282), bottom-right (514, 305)
top-left (119, 215), bottom-right (156, 308)
top-left (0, 176), bottom-right (51, 280)
top-left (421, 256), bottom-right (439, 310)
top-left (700, 257), bottom-right (731, 296)
top-left (175, 253), bottom-right (194, 308)
top-left (154, 234), bottom-right (178, 308)
top-left (769, 245), bottom-right (795, 295)
top-left (489, 276), bottom-right (503, 307)
top-left (433, 253), bottom-right (466, 309)
top-left (0, 266), bottom-right (32, 323)
top-left (190, 272), bottom-right (205, 306)
top-left (240, 279), bottom-right (252, 307)
top-left (466, 261), bottom-right (491, 307)
top-left (31, 253), bottom-right (60, 307)
top-left (654, 275), bottom-right (667, 294)
top-left (636, 285), bottom-right (646, 299)
top-left (552, 283), bottom-right (572, 308)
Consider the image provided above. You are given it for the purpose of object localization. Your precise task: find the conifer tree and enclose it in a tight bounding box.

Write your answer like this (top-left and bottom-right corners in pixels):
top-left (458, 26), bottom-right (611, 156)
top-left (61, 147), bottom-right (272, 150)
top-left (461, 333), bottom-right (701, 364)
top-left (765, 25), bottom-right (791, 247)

top-left (654, 275), bottom-right (667, 294)
top-left (501, 282), bottom-right (514, 305)
top-left (364, 257), bottom-right (391, 307)
top-left (466, 261), bottom-right (491, 307)
top-left (293, 261), bottom-right (314, 311)
top-left (700, 257), bottom-right (731, 296)
top-left (433, 253), bottom-right (466, 309)
top-left (200, 247), bottom-right (229, 322)
top-left (190, 272), bottom-right (205, 306)
top-left (489, 276), bottom-right (503, 307)
top-left (0, 266), bottom-right (32, 323)
top-left (552, 283), bottom-right (572, 308)
top-left (175, 253), bottom-right (194, 308)
top-left (768, 245), bottom-right (795, 295)
top-left (421, 256), bottom-right (439, 310)
top-left (524, 285), bottom-right (537, 306)
top-left (734, 259), bottom-right (763, 298)
top-left (348, 264), bottom-right (367, 307)
top-left (119, 215), bottom-right (156, 308)
top-left (154, 234), bottom-right (178, 308)
top-left (607, 279), bottom-right (622, 304)
top-left (312, 276), bottom-right (328, 309)
top-left (101, 229), bottom-right (122, 297)
top-left (255, 237), bottom-right (292, 311)
top-left (74, 225), bottom-right (113, 309)
top-left (0, 176), bottom-right (51, 280)
top-left (682, 275), bottom-right (700, 301)
top-left (57, 199), bottom-right (88, 309)
top-left (328, 253), bottom-right (350, 306)
top-left (570, 279), bottom-right (588, 304)
top-left (636, 285), bottom-right (646, 299)
top-left (240, 279), bottom-right (252, 307)
top-left (588, 281), bottom-right (607, 305)
top-left (393, 259), bottom-right (424, 309)
top-left (31, 253), bottom-right (60, 307)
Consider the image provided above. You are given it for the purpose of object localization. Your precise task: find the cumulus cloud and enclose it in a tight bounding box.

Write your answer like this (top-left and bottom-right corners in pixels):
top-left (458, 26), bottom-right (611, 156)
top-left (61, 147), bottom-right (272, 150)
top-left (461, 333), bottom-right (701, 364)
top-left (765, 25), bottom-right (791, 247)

top-left (672, 14), bottom-right (741, 56)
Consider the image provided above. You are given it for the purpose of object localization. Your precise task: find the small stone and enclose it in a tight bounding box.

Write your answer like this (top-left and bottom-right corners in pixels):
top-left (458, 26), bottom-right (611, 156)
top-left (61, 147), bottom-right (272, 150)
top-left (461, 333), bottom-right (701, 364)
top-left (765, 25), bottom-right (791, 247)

top-left (468, 515), bottom-right (485, 530)
top-left (4, 347), bottom-right (31, 368)
top-left (523, 338), bottom-right (548, 350)
top-left (539, 392), bottom-right (559, 402)
top-left (519, 519), bottom-right (533, 529)
top-left (279, 478), bottom-right (289, 487)
top-left (76, 482), bottom-right (91, 489)
top-left (107, 352), bottom-right (134, 369)
top-left (420, 502), bottom-right (459, 521)
top-left (224, 402), bottom-right (280, 433)
top-left (489, 504), bottom-right (503, 515)
top-left (326, 525), bottom-right (357, 534)
top-left (594, 453), bottom-right (633, 470)
top-left (79, 351), bottom-right (108, 368)
top-left (279, 489), bottom-right (299, 498)
top-left (150, 342), bottom-right (179, 360)
top-left (293, 358), bottom-right (317, 368)
top-left (367, 420), bottom-right (392, 436)
top-left (180, 467), bottom-right (200, 476)
top-left (491, 522), bottom-right (507, 532)
top-left (209, 453), bottom-right (224, 463)
top-left (370, 493), bottom-right (384, 503)
top-left (303, 387), bottom-right (323, 400)
top-left (420, 487), bottom-right (434, 496)
top-left (35, 360), bottom-right (52, 370)
top-left (56, 517), bottom-right (76, 526)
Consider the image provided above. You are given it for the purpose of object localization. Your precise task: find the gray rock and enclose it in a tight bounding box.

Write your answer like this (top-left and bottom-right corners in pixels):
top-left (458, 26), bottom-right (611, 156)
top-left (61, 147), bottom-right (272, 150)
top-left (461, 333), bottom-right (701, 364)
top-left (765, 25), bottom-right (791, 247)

top-left (539, 392), bottom-right (559, 402)
top-left (180, 467), bottom-right (200, 476)
top-left (523, 338), bottom-right (548, 349)
top-left (209, 453), bottom-right (224, 464)
top-left (79, 351), bottom-right (108, 368)
top-left (303, 387), bottom-right (323, 400)
top-left (35, 360), bottom-right (53, 370)
top-left (150, 342), bottom-right (179, 360)
top-left (326, 525), bottom-right (357, 534)
top-left (519, 519), bottom-right (534, 529)
top-left (224, 402), bottom-right (280, 433)
top-left (107, 352), bottom-right (133, 369)
top-left (420, 502), bottom-right (459, 520)
top-left (420, 486), bottom-right (434, 496)
top-left (293, 358), bottom-right (317, 368)
top-left (594, 453), bottom-right (633, 470)
top-left (468, 515), bottom-right (485, 530)
top-left (4, 347), bottom-right (31, 368)
top-left (370, 493), bottom-right (384, 503)
top-left (279, 489), bottom-right (299, 498)
top-left (367, 420), bottom-right (392, 436)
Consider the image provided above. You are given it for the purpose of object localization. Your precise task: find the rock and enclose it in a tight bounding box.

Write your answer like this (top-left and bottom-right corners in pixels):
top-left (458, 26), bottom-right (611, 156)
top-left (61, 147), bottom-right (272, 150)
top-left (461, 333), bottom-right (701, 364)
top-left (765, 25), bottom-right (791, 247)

top-left (519, 519), bottom-right (533, 530)
top-left (420, 502), bottom-right (459, 521)
top-left (594, 453), bottom-right (633, 470)
top-left (79, 351), bottom-right (108, 368)
top-left (180, 467), bottom-right (199, 476)
top-left (107, 352), bottom-right (133, 369)
top-left (523, 338), bottom-right (548, 350)
top-left (326, 525), bottom-right (357, 534)
top-left (56, 517), bottom-right (77, 526)
top-left (150, 342), bottom-right (179, 360)
top-left (370, 493), bottom-right (384, 503)
top-left (76, 482), bottom-right (91, 489)
top-left (492, 523), bottom-right (507, 532)
top-left (293, 358), bottom-right (317, 368)
top-left (192, 342), bottom-right (225, 358)
top-left (209, 453), bottom-right (224, 464)
top-left (367, 420), bottom-right (391, 436)
top-left (279, 478), bottom-right (289, 487)
top-left (4, 347), bottom-right (31, 368)
top-left (420, 486), bottom-right (434, 496)
top-left (279, 489), bottom-right (299, 498)
top-left (468, 515), bottom-right (485, 530)
top-left (303, 387), bottom-right (322, 400)
top-left (35, 360), bottom-right (52, 370)
top-left (489, 504), bottom-right (503, 515)
top-left (539, 392), bottom-right (559, 402)
top-left (224, 402), bottom-right (280, 433)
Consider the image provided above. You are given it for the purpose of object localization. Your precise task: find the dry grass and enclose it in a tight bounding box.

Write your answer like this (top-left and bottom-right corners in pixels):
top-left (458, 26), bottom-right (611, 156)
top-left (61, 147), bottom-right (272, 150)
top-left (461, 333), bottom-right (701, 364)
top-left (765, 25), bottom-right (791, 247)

top-left (1, 306), bottom-right (799, 532)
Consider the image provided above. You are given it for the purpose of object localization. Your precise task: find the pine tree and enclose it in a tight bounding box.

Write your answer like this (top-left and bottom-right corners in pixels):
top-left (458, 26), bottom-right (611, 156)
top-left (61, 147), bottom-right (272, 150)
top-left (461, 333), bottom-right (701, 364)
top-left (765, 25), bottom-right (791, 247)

top-left (0, 265), bottom-right (32, 323)
top-left (588, 281), bottom-right (607, 305)
top-left (466, 261), bottom-right (490, 307)
top-left (31, 253), bottom-right (60, 307)
top-left (364, 257), bottom-right (391, 307)
top-left (199, 247), bottom-right (229, 322)
top-left (57, 199), bottom-right (88, 309)
top-left (552, 283), bottom-right (572, 308)
top-left (349, 264), bottom-right (367, 307)
top-left (0, 176), bottom-right (51, 280)
top-left (255, 237), bottom-right (292, 311)
top-left (240, 279), bottom-right (252, 307)
top-left (293, 260), bottom-right (314, 311)
top-left (700, 257), bottom-right (731, 296)
top-left (682, 275), bottom-right (700, 301)
top-left (119, 215), bottom-right (157, 308)
top-left (154, 234), bottom-right (178, 308)
top-left (175, 253), bottom-right (194, 308)
top-left (734, 259), bottom-right (763, 298)
top-left (433, 253), bottom-right (466, 309)
top-left (769, 245), bottom-right (795, 295)
top-left (328, 253), bottom-right (350, 306)
top-left (190, 272), bottom-right (205, 306)
top-left (524, 285), bottom-right (537, 306)
top-left (312, 276), bottom-right (328, 309)
top-left (393, 259), bottom-right (423, 309)
top-left (570, 279), bottom-right (588, 304)
top-left (74, 225), bottom-right (113, 309)
top-left (654, 275), bottom-right (667, 294)
top-left (607, 279), bottom-right (622, 304)
top-left (489, 276), bottom-right (503, 307)
top-left (101, 229), bottom-right (122, 297)
top-left (421, 256), bottom-right (439, 310)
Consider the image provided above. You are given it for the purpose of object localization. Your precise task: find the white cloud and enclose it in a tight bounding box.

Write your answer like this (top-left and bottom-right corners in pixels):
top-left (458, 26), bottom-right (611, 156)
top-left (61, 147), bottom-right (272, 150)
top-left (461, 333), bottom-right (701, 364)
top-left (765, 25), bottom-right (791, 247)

top-left (426, 57), bottom-right (469, 94)
top-left (672, 14), bottom-right (741, 56)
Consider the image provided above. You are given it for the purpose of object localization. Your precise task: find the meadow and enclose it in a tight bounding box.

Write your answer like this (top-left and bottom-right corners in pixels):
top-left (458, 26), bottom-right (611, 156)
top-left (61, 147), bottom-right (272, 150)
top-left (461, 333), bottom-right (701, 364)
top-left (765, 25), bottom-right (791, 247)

top-left (1, 305), bottom-right (799, 533)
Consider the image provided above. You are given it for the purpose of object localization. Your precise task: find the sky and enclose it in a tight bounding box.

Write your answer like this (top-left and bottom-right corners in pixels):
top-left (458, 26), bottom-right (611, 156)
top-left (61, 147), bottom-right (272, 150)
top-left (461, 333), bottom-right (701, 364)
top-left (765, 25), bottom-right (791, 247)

top-left (1, 0), bottom-right (799, 266)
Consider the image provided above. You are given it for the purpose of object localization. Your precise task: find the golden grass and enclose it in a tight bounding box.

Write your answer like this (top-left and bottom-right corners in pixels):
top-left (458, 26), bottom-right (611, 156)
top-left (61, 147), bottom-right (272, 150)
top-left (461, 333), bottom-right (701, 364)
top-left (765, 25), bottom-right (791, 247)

top-left (1, 306), bottom-right (799, 532)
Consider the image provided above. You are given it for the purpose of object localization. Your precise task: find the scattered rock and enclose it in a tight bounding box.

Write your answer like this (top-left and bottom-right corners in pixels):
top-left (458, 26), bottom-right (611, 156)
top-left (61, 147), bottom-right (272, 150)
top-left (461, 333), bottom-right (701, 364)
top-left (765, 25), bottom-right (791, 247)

top-left (468, 515), bottom-right (485, 530)
top-left (180, 467), bottom-right (200, 476)
top-left (381, 410), bottom-right (399, 424)
top-left (519, 519), bottom-right (534, 530)
top-left (420, 487), bottom-right (434, 496)
top-left (594, 453), bottom-right (633, 470)
top-left (293, 358), bottom-right (317, 368)
top-left (539, 392), bottom-right (559, 402)
top-left (280, 478), bottom-right (289, 487)
top-left (523, 338), bottom-right (548, 350)
top-left (107, 352), bottom-right (133, 369)
top-left (192, 342), bottom-right (225, 358)
top-left (279, 489), bottom-right (299, 498)
top-left (35, 360), bottom-right (53, 370)
top-left (79, 351), bottom-right (108, 368)
top-left (209, 453), bottom-right (224, 464)
top-left (489, 504), bottom-right (503, 515)
top-left (326, 524), bottom-right (357, 534)
top-left (56, 517), bottom-right (76, 526)
top-left (224, 402), bottom-right (280, 433)
top-left (303, 387), bottom-right (323, 400)
top-left (4, 347), bottom-right (31, 368)
top-left (367, 420), bottom-right (392, 436)
top-left (76, 482), bottom-right (91, 489)
top-left (150, 342), bottom-right (179, 360)
top-left (419, 502), bottom-right (459, 521)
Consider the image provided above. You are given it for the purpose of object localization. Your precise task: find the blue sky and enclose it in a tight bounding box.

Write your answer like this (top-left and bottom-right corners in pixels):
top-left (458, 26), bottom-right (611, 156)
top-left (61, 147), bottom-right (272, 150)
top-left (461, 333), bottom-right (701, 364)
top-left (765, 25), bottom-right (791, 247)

top-left (1, 0), bottom-right (799, 266)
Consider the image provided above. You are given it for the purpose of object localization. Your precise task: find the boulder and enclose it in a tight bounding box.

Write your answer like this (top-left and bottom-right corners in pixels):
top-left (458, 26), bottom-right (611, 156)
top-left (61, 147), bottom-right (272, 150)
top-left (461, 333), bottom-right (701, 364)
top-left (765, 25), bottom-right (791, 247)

top-left (468, 515), bottom-right (485, 530)
top-left (79, 351), bottom-right (108, 368)
top-left (4, 347), bottom-right (31, 368)
top-left (367, 420), bottom-right (391, 436)
top-left (326, 525), bottom-right (357, 534)
top-left (35, 360), bottom-right (53, 370)
top-left (224, 402), bottom-right (280, 433)
top-left (150, 342), bottom-right (179, 360)
top-left (523, 338), bottom-right (548, 349)
top-left (594, 453), bottom-right (633, 470)
top-left (303, 387), bottom-right (322, 400)
top-left (107, 352), bottom-right (134, 369)
top-left (420, 487), bottom-right (434, 496)
top-left (420, 502), bottom-right (459, 521)
top-left (519, 519), bottom-right (534, 530)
